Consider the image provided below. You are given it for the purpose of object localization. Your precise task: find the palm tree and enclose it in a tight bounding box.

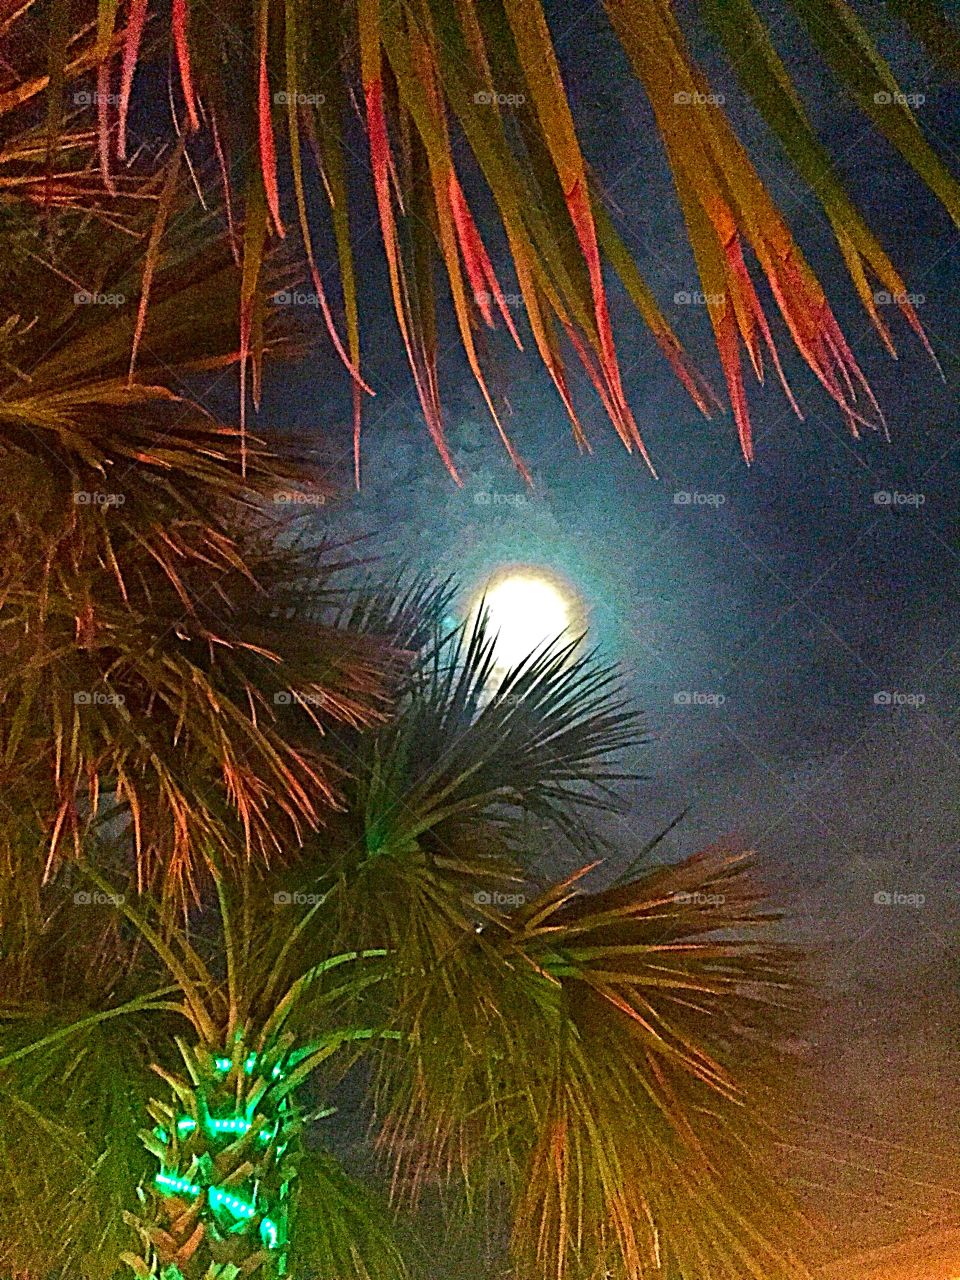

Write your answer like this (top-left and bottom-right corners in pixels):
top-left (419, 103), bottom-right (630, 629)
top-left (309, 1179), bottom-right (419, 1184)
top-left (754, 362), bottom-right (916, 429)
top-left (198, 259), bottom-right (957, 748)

top-left (10, 0), bottom-right (958, 474)
top-left (0, 188), bottom-right (408, 925)
top-left (0, 15), bottom-right (841, 1275)
top-left (0, 616), bottom-right (813, 1280)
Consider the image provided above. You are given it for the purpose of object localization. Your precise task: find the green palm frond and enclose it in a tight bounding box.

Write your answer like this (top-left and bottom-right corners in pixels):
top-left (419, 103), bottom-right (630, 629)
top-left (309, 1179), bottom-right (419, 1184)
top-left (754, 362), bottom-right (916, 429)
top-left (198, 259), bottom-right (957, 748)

top-left (352, 609), bottom-right (642, 864)
top-left (0, 1002), bottom-right (176, 1279)
top-left (288, 1148), bottom-right (412, 1280)
top-left (375, 846), bottom-right (812, 1280)
top-left (277, 610), bottom-right (642, 996)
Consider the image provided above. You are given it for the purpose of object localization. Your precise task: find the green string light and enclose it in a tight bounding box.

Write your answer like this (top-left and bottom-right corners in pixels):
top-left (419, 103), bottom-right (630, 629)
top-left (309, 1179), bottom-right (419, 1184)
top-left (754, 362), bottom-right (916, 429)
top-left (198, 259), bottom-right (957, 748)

top-left (208, 1116), bottom-right (250, 1134)
top-left (155, 1175), bottom-right (273, 1234)
top-left (155, 1173), bottom-right (201, 1197)
top-left (213, 1053), bottom-right (283, 1079)
top-left (209, 1186), bottom-right (256, 1219)
top-left (173, 1114), bottom-right (275, 1142)
top-left (152, 1049), bottom-right (292, 1263)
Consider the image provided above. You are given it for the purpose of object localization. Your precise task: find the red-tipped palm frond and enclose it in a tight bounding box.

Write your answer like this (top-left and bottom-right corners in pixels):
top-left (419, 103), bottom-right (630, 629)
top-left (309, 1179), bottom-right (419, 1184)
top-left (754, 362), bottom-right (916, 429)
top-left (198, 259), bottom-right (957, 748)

top-left (20, 0), bottom-right (957, 474)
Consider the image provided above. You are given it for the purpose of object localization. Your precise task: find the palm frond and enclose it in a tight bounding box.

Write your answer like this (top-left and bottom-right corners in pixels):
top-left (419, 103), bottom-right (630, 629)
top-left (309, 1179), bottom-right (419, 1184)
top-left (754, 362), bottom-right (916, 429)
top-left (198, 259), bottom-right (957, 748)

top-left (288, 1148), bottom-right (412, 1280)
top-left (359, 610), bottom-right (643, 860)
top-left (0, 1004), bottom-right (174, 1278)
top-left (330, 570), bottom-right (457, 659)
top-left (20, 0), bottom-right (955, 471)
top-left (375, 846), bottom-right (813, 1280)
top-left (277, 609), bottom-right (642, 989)
top-left (0, 201), bottom-right (401, 912)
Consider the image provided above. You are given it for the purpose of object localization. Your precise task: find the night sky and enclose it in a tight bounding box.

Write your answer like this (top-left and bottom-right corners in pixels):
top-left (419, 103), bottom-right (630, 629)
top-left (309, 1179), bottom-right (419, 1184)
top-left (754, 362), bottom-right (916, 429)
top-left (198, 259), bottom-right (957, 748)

top-left (253, 0), bottom-right (960, 1258)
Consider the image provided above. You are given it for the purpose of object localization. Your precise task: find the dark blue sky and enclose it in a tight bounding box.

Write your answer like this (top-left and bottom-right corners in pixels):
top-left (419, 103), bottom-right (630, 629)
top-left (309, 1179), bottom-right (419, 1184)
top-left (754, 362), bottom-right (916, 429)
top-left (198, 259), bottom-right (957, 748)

top-left (252, 1), bottom-right (960, 1255)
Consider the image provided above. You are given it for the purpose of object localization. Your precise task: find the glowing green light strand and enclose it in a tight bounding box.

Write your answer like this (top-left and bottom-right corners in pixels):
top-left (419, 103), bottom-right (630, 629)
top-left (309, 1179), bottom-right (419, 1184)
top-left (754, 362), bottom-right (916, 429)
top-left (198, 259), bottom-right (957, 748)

top-left (213, 1053), bottom-right (284, 1079)
top-left (155, 1174), bottom-right (279, 1241)
top-left (155, 1173), bottom-right (201, 1197)
top-left (153, 1050), bottom-right (292, 1260)
top-left (173, 1114), bottom-right (276, 1141)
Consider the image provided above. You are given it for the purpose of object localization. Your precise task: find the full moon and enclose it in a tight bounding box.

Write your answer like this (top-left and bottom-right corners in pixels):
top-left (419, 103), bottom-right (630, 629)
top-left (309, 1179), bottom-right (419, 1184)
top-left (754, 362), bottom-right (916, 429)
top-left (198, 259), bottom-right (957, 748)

top-left (469, 565), bottom-right (584, 676)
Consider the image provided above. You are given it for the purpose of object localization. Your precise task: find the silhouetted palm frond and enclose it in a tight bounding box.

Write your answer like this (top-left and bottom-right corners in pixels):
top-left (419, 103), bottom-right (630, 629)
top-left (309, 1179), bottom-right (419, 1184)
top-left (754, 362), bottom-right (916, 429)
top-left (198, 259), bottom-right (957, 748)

top-left (281, 611), bottom-right (643, 995)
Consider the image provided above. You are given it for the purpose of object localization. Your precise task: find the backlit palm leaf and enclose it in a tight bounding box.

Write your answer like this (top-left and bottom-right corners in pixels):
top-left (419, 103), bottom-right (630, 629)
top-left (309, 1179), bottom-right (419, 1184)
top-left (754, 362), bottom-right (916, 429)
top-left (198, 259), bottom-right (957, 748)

top-left (287, 610), bottom-right (643, 976)
top-left (25, 0), bottom-right (957, 472)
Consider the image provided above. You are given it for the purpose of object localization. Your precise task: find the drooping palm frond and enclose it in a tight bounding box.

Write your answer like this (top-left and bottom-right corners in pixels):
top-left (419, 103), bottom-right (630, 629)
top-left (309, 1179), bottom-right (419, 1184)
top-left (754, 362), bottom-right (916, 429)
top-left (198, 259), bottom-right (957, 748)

top-left (0, 202), bottom-right (401, 914)
top-left (21, 0), bottom-right (957, 474)
top-left (0, 2), bottom-right (149, 220)
top-left (288, 1149), bottom-right (413, 1280)
top-left (374, 846), bottom-right (813, 1280)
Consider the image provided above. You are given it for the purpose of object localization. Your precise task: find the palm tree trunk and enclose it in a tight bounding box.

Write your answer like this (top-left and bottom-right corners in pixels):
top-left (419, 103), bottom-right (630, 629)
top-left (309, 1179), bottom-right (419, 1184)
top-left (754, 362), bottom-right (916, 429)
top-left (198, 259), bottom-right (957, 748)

top-left (122, 1040), bottom-right (299, 1280)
